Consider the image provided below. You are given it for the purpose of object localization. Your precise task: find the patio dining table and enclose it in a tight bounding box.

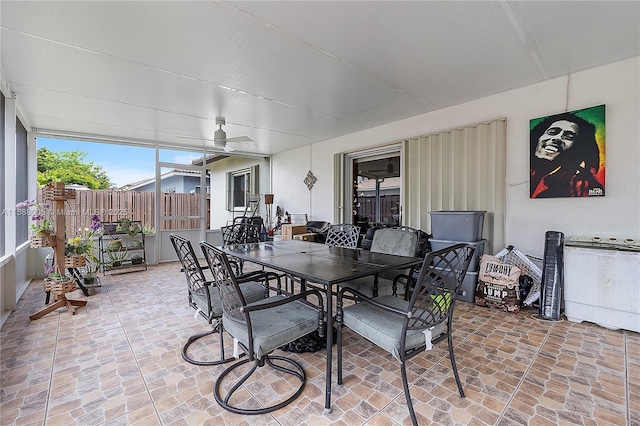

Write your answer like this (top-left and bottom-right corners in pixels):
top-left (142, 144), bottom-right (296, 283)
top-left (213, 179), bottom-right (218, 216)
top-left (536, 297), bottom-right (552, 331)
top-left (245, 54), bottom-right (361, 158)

top-left (219, 239), bottom-right (423, 413)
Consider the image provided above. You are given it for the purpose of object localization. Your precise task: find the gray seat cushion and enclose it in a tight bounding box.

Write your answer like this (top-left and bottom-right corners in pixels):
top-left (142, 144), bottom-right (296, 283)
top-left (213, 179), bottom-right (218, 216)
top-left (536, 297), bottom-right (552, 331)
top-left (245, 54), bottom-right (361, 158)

top-left (192, 281), bottom-right (266, 318)
top-left (223, 295), bottom-right (320, 358)
top-left (342, 295), bottom-right (446, 362)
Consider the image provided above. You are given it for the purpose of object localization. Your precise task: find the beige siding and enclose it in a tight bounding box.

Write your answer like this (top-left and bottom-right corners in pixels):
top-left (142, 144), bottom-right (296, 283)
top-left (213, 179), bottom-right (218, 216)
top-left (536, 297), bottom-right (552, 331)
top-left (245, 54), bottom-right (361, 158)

top-left (403, 119), bottom-right (506, 254)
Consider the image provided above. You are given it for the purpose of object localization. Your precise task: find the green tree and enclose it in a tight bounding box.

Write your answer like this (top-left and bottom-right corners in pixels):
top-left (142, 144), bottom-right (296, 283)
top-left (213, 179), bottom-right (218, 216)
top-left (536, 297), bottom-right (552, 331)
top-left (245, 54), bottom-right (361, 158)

top-left (37, 148), bottom-right (113, 189)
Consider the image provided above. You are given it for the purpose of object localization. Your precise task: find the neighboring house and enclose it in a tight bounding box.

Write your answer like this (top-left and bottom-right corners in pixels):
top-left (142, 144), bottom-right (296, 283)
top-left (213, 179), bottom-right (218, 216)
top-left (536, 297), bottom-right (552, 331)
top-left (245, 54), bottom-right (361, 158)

top-left (121, 169), bottom-right (209, 194)
top-left (65, 183), bottom-right (91, 191)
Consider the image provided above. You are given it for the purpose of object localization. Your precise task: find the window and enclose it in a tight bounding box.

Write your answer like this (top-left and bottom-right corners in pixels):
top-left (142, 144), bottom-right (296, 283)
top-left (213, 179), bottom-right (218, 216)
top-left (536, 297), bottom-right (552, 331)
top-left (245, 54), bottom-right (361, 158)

top-left (227, 166), bottom-right (258, 211)
top-left (229, 169), bottom-right (249, 210)
top-left (344, 149), bottom-right (401, 228)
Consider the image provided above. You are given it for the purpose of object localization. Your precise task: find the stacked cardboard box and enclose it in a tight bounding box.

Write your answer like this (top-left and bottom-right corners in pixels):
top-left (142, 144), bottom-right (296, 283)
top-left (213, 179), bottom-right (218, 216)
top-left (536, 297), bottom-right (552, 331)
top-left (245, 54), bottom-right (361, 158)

top-left (293, 233), bottom-right (317, 242)
top-left (281, 224), bottom-right (307, 240)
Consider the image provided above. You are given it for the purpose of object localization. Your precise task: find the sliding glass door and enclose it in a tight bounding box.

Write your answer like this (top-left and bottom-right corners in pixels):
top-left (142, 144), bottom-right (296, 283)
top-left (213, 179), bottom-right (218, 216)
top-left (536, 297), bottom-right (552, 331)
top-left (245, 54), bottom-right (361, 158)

top-left (342, 145), bottom-right (402, 232)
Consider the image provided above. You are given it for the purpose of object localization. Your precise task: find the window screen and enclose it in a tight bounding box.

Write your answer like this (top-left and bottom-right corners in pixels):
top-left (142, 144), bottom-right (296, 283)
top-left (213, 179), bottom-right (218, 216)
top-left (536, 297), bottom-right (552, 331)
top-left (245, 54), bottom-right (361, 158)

top-left (0, 93), bottom-right (5, 255)
top-left (16, 118), bottom-right (28, 244)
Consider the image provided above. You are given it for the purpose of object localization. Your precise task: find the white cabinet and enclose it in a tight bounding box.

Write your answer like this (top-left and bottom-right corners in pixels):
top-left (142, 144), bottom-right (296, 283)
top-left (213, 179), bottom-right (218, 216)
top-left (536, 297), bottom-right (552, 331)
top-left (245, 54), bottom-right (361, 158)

top-left (564, 246), bottom-right (640, 333)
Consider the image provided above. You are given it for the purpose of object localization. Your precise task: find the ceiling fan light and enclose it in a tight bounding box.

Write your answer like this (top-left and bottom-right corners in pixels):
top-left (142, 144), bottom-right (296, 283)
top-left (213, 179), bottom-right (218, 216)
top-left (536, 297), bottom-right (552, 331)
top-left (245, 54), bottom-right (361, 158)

top-left (214, 128), bottom-right (227, 147)
top-left (387, 162), bottom-right (394, 173)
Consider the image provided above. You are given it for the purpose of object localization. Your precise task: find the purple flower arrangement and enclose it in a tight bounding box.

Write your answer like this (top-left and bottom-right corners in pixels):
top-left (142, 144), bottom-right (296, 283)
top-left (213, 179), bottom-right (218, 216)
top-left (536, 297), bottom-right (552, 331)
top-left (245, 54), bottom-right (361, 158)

top-left (16, 199), bottom-right (53, 236)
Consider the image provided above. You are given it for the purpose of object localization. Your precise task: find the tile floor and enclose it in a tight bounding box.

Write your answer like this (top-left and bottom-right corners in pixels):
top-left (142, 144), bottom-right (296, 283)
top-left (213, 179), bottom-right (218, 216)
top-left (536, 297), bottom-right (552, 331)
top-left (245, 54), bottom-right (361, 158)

top-left (1, 262), bottom-right (638, 425)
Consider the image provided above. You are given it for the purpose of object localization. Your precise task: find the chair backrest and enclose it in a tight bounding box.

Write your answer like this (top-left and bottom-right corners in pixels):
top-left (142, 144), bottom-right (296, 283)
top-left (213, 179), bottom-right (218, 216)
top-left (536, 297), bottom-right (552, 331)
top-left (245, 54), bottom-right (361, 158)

top-left (200, 241), bottom-right (248, 325)
top-left (325, 224), bottom-right (360, 249)
top-left (221, 223), bottom-right (260, 246)
top-left (406, 243), bottom-right (475, 330)
top-left (306, 221), bottom-right (330, 233)
top-left (289, 213), bottom-right (308, 224)
top-left (169, 234), bottom-right (208, 299)
top-left (370, 227), bottom-right (419, 257)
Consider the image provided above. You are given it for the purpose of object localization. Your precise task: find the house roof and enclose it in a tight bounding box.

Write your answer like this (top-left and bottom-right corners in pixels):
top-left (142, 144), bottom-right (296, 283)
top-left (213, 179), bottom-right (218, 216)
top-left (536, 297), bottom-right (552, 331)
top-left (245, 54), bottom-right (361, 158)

top-left (120, 169), bottom-right (207, 190)
top-left (191, 154), bottom-right (228, 166)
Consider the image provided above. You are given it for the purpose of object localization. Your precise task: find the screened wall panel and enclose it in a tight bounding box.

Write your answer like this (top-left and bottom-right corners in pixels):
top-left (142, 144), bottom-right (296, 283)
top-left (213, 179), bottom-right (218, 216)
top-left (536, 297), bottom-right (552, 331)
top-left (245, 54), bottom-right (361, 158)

top-left (15, 119), bottom-right (28, 245)
top-left (402, 119), bottom-right (506, 254)
top-left (1, 92), bottom-right (5, 257)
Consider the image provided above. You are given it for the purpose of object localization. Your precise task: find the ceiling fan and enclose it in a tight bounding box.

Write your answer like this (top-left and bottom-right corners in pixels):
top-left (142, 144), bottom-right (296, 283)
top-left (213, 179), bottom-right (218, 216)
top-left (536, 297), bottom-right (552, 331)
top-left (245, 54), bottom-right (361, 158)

top-left (178, 117), bottom-right (253, 152)
top-left (367, 158), bottom-right (396, 174)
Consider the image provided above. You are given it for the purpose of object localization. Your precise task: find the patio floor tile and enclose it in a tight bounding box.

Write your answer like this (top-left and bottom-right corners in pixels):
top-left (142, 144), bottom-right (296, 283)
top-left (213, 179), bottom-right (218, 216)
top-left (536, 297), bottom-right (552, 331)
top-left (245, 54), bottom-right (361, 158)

top-left (1, 262), bottom-right (637, 425)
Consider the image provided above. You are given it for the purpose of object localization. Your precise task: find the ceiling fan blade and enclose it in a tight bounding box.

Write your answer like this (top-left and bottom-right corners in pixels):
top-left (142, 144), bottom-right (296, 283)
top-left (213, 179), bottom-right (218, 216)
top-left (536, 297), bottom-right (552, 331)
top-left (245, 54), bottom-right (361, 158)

top-left (223, 144), bottom-right (235, 152)
top-left (177, 135), bottom-right (214, 141)
top-left (226, 136), bottom-right (253, 143)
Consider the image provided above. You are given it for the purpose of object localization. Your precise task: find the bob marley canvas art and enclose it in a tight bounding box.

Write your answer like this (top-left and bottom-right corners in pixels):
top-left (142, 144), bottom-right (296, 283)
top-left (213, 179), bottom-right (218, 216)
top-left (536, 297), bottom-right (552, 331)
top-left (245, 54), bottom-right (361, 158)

top-left (530, 104), bottom-right (605, 198)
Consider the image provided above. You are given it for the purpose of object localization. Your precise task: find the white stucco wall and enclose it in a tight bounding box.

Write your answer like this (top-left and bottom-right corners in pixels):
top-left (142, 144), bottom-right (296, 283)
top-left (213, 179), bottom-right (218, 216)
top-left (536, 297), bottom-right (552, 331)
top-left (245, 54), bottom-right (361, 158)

top-left (207, 155), bottom-right (271, 230)
top-left (273, 57), bottom-right (640, 256)
top-left (271, 145), bottom-right (313, 218)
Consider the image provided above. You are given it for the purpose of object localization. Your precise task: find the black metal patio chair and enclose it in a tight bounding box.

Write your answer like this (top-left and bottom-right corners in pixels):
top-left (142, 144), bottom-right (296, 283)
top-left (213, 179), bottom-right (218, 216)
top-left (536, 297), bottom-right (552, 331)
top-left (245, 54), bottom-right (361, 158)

top-left (325, 223), bottom-right (360, 249)
top-left (170, 234), bottom-right (278, 366)
top-left (340, 226), bottom-right (420, 298)
top-left (336, 243), bottom-right (475, 426)
top-left (221, 222), bottom-right (261, 274)
top-left (200, 241), bottom-right (325, 415)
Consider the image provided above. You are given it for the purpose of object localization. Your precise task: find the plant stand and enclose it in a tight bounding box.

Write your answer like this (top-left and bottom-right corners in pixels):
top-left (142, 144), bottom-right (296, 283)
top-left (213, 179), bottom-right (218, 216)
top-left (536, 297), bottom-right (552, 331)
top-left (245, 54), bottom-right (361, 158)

top-left (99, 221), bottom-right (147, 275)
top-left (29, 277), bottom-right (87, 320)
top-left (30, 183), bottom-right (87, 320)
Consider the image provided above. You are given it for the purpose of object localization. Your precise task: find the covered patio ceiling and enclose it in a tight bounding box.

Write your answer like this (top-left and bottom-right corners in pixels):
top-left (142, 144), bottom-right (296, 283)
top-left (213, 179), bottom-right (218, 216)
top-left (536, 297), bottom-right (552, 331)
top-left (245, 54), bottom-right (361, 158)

top-left (1, 1), bottom-right (638, 156)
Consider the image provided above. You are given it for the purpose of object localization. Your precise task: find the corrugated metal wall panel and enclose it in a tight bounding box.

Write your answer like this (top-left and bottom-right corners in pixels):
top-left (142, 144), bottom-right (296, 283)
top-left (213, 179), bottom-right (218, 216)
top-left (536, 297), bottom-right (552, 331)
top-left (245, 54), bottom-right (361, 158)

top-left (403, 119), bottom-right (506, 254)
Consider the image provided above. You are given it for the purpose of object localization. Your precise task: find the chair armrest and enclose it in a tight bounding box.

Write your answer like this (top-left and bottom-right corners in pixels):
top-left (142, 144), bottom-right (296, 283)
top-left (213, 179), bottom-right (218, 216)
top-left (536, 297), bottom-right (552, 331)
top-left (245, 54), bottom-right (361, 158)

top-left (237, 270), bottom-right (282, 293)
top-left (241, 289), bottom-right (324, 314)
top-left (337, 287), bottom-right (410, 318)
top-left (237, 270), bottom-right (278, 282)
top-left (393, 272), bottom-right (416, 300)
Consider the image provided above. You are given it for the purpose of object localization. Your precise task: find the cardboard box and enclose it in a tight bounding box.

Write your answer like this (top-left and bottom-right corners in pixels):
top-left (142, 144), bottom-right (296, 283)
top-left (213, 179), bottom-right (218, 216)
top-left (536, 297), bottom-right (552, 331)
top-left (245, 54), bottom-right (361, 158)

top-left (282, 224), bottom-right (307, 240)
top-left (293, 233), bottom-right (317, 242)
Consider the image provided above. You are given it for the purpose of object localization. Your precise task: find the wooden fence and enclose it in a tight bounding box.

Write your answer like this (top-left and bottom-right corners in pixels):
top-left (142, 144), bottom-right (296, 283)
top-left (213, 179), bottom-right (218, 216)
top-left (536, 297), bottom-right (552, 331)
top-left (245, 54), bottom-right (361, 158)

top-left (37, 189), bottom-right (209, 234)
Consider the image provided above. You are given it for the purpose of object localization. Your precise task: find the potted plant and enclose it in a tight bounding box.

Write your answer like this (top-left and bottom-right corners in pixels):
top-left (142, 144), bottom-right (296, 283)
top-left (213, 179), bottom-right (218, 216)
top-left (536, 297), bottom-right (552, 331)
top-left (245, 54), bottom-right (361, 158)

top-left (31, 219), bottom-right (53, 237)
top-left (65, 236), bottom-right (92, 256)
top-left (17, 199), bottom-right (56, 247)
top-left (126, 221), bottom-right (143, 248)
top-left (107, 238), bottom-right (122, 251)
top-left (115, 218), bottom-right (127, 233)
top-left (83, 254), bottom-right (101, 284)
top-left (116, 218), bottom-right (136, 234)
top-left (44, 269), bottom-right (76, 296)
top-left (126, 221), bottom-right (141, 238)
top-left (47, 271), bottom-right (65, 282)
top-left (131, 254), bottom-right (143, 265)
top-left (64, 234), bottom-right (93, 268)
top-left (103, 223), bottom-right (117, 233)
top-left (107, 247), bottom-right (128, 268)
top-left (142, 225), bottom-right (155, 234)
